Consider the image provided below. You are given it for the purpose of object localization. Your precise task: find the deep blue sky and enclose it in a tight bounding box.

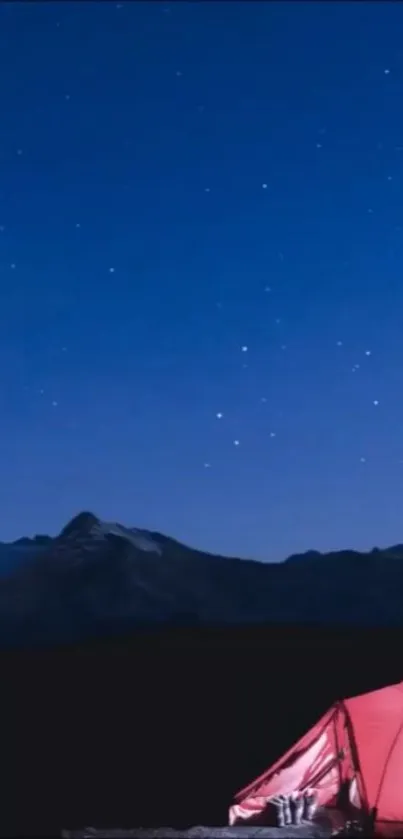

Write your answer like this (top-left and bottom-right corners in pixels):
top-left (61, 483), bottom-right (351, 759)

top-left (2, 1), bottom-right (403, 561)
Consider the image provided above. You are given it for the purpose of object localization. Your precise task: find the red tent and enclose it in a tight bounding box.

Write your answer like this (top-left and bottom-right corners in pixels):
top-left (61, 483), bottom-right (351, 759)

top-left (229, 681), bottom-right (403, 837)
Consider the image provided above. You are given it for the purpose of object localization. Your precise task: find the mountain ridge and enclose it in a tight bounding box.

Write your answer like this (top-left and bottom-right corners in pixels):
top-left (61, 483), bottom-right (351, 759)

top-left (4, 509), bottom-right (403, 565)
top-left (1, 510), bottom-right (403, 647)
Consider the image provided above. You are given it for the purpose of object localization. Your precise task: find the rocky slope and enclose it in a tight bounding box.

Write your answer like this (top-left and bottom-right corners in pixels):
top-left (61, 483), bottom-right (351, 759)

top-left (1, 511), bottom-right (403, 646)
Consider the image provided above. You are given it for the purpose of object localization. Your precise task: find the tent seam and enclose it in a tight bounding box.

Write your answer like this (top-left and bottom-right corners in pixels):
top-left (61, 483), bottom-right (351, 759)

top-left (340, 701), bottom-right (369, 814)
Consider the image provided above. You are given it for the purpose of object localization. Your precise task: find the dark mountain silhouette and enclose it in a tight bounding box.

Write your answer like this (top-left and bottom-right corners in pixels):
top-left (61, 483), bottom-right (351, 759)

top-left (1, 511), bottom-right (403, 648)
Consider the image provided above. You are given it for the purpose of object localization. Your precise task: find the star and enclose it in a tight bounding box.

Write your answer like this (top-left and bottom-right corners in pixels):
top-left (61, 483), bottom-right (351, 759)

top-left (233, 439), bottom-right (240, 446)
top-left (373, 400), bottom-right (379, 406)
top-left (241, 345), bottom-right (248, 352)
top-left (216, 412), bottom-right (223, 419)
top-left (109, 267), bottom-right (115, 273)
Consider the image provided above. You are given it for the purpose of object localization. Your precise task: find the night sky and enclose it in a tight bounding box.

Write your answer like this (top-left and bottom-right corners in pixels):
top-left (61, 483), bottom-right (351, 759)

top-left (2, 1), bottom-right (403, 562)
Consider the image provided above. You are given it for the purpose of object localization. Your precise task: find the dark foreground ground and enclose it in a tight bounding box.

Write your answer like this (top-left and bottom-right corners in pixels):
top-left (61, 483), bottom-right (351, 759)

top-left (62, 826), bottom-right (331, 838)
top-left (1, 625), bottom-right (401, 837)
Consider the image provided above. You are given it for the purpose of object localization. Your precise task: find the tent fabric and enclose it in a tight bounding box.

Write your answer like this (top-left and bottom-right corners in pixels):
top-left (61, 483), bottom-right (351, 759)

top-left (229, 681), bottom-right (403, 837)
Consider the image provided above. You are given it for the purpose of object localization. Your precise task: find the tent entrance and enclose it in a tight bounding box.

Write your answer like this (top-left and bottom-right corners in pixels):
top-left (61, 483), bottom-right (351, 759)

top-left (229, 704), bottom-right (367, 828)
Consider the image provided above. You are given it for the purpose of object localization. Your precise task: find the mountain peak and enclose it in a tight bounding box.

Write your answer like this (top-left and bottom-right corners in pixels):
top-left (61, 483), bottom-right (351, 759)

top-left (56, 511), bottom-right (164, 557)
top-left (58, 511), bottom-right (100, 540)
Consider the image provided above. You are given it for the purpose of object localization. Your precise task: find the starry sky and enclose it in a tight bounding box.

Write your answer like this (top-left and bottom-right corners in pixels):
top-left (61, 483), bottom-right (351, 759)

top-left (2, 1), bottom-right (403, 562)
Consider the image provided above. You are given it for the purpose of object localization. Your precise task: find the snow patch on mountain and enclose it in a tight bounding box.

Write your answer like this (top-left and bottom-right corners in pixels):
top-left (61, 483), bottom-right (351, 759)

top-left (92, 520), bottom-right (162, 554)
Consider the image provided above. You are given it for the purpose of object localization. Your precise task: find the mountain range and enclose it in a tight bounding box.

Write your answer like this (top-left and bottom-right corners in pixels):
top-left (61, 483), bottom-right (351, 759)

top-left (1, 511), bottom-right (403, 646)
